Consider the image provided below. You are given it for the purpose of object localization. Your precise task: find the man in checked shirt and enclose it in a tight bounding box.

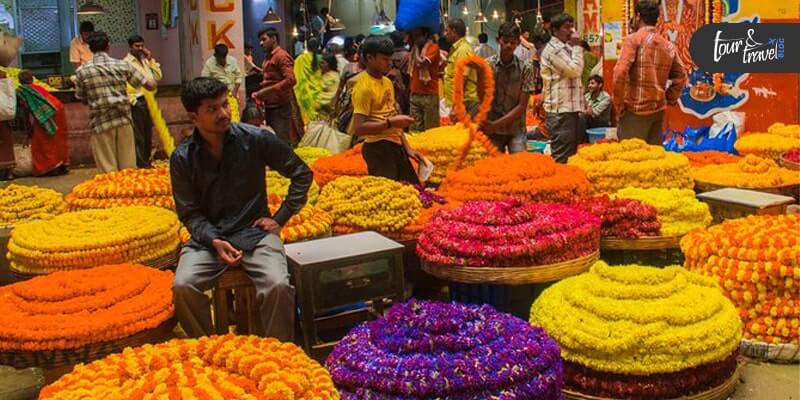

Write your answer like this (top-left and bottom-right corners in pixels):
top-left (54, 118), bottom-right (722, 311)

top-left (613, 0), bottom-right (687, 145)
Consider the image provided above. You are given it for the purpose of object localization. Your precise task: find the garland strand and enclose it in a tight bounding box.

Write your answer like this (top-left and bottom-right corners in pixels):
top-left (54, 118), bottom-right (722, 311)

top-left (450, 55), bottom-right (499, 174)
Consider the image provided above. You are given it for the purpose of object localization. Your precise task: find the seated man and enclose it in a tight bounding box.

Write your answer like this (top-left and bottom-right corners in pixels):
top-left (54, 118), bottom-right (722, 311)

top-left (584, 74), bottom-right (611, 128)
top-left (170, 78), bottom-right (312, 341)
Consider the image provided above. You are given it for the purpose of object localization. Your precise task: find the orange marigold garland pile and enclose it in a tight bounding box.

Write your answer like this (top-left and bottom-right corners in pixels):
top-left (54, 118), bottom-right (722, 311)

top-left (681, 215), bottom-right (799, 345)
top-left (311, 145), bottom-right (368, 187)
top-left (0, 264), bottom-right (173, 351)
top-left (65, 167), bottom-right (174, 210)
top-left (39, 335), bottom-right (339, 399)
top-left (683, 151), bottom-right (741, 168)
top-left (438, 153), bottom-right (591, 203)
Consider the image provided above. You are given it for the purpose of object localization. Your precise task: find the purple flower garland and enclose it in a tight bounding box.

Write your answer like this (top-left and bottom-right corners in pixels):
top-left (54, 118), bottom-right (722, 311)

top-left (326, 300), bottom-right (564, 399)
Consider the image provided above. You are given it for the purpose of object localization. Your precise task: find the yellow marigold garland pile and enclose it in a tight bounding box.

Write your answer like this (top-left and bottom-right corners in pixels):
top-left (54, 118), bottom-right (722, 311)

top-left (268, 194), bottom-right (332, 243)
top-left (767, 122), bottom-right (800, 138)
top-left (266, 170), bottom-right (320, 205)
top-left (735, 134), bottom-right (800, 161)
top-left (317, 176), bottom-right (421, 235)
top-left (0, 264), bottom-right (173, 351)
top-left (0, 66), bottom-right (58, 91)
top-left (65, 168), bottom-right (174, 210)
top-left (691, 154), bottom-right (800, 189)
top-left (7, 206), bottom-right (180, 274)
top-left (295, 146), bottom-right (332, 166)
top-left (39, 335), bottom-right (339, 400)
top-left (406, 124), bottom-right (490, 185)
top-left (568, 139), bottom-right (694, 193)
top-left (531, 261), bottom-right (742, 398)
top-left (681, 214), bottom-right (799, 345)
top-left (614, 187), bottom-right (712, 236)
top-left (0, 184), bottom-right (66, 228)
top-left (438, 153), bottom-right (591, 203)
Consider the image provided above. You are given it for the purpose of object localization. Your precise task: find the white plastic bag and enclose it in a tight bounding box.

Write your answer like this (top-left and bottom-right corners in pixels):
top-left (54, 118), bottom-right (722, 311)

top-left (300, 121), bottom-right (351, 154)
top-left (0, 78), bottom-right (15, 121)
top-left (417, 156), bottom-right (434, 183)
top-left (709, 111), bottom-right (745, 139)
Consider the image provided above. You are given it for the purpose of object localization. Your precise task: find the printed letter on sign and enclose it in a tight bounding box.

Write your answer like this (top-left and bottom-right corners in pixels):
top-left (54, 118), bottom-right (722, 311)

top-left (208, 20), bottom-right (235, 49)
top-left (207, 0), bottom-right (234, 12)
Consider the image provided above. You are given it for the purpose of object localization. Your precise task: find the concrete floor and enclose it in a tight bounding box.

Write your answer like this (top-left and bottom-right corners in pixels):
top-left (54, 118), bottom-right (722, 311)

top-left (1, 168), bottom-right (799, 399)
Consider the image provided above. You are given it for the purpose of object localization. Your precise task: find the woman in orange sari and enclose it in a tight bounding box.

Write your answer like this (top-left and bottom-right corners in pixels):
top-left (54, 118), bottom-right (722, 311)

top-left (17, 70), bottom-right (68, 176)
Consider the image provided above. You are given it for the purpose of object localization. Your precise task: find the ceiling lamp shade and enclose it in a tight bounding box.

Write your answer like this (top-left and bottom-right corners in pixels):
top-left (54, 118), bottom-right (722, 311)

top-left (475, 11), bottom-right (487, 23)
top-left (77, 0), bottom-right (104, 15)
top-left (329, 18), bottom-right (346, 31)
top-left (263, 7), bottom-right (282, 24)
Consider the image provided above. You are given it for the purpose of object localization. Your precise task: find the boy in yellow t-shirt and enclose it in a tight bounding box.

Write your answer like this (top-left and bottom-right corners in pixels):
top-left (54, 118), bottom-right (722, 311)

top-left (352, 35), bottom-right (422, 184)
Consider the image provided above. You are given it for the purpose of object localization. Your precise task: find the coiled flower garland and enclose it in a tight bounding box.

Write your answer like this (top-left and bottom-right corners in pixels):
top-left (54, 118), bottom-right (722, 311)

top-left (568, 139), bottom-right (694, 193)
top-left (326, 299), bottom-right (563, 399)
top-left (572, 195), bottom-right (661, 239)
top-left (614, 187), bottom-right (712, 236)
top-left (0, 264), bottom-right (173, 351)
top-left (0, 184), bottom-right (66, 228)
top-left (65, 167), bottom-right (174, 210)
top-left (417, 199), bottom-right (600, 267)
top-left (692, 154), bottom-right (800, 189)
top-left (406, 124), bottom-right (491, 185)
top-left (7, 206), bottom-right (181, 274)
top-left (531, 261), bottom-right (742, 398)
top-left (40, 335), bottom-right (339, 399)
top-left (681, 214), bottom-right (799, 345)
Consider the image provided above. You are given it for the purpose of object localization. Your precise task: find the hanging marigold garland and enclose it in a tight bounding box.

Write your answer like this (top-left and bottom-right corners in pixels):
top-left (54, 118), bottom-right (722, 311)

top-left (449, 55), bottom-right (500, 173)
top-left (711, 0), bottom-right (724, 92)
top-left (138, 89), bottom-right (176, 156)
top-left (228, 91), bottom-right (241, 123)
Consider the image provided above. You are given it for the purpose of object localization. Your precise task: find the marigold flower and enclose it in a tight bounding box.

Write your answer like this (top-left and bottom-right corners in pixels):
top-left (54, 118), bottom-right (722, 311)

top-left (0, 184), bottom-right (66, 227)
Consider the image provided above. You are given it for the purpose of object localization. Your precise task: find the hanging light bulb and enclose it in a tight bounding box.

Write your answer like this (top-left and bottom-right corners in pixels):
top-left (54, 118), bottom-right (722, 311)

top-left (475, 11), bottom-right (488, 23)
top-left (292, 26), bottom-right (298, 37)
top-left (462, 4), bottom-right (469, 15)
top-left (492, 10), bottom-right (499, 20)
top-left (444, 12), bottom-right (449, 18)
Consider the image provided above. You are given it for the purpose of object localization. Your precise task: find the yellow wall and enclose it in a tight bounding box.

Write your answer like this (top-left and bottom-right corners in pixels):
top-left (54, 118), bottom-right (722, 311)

top-left (601, 0), bottom-right (624, 21)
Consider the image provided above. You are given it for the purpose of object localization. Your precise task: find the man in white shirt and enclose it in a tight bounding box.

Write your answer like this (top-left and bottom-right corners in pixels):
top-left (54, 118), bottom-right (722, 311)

top-left (124, 34), bottom-right (162, 168)
top-left (69, 21), bottom-right (94, 70)
top-left (540, 13), bottom-right (584, 163)
top-left (475, 33), bottom-right (496, 59)
top-left (201, 44), bottom-right (242, 98)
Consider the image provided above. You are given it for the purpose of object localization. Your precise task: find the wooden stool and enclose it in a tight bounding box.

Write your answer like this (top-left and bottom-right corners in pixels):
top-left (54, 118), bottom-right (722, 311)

top-left (212, 266), bottom-right (262, 336)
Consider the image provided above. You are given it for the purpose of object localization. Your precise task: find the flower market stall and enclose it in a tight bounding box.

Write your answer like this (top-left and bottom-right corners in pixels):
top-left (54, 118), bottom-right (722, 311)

top-left (7, 206), bottom-right (181, 276)
top-left (326, 299), bottom-right (563, 399)
top-left (39, 334), bottom-right (338, 399)
top-left (681, 214), bottom-right (800, 362)
top-left (0, 264), bottom-right (175, 382)
top-left (531, 261), bottom-right (743, 399)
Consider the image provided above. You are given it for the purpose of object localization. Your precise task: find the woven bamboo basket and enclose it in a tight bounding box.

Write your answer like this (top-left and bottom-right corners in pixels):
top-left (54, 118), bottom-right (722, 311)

top-left (695, 180), bottom-right (800, 199)
top-left (0, 318), bottom-right (176, 383)
top-left (601, 235), bottom-right (682, 250)
top-left (779, 155), bottom-right (800, 171)
top-left (740, 339), bottom-right (800, 363)
top-left (421, 251), bottom-right (599, 285)
top-left (563, 360), bottom-right (744, 400)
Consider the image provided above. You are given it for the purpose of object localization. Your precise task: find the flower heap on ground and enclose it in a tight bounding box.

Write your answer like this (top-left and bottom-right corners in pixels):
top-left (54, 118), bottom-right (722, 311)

top-left (311, 145), bottom-right (368, 187)
top-left (406, 124), bottom-right (492, 185)
top-left (65, 167), bottom-right (174, 210)
top-left (691, 154), bottom-right (800, 189)
top-left (572, 195), bottom-right (661, 239)
top-left (268, 194), bottom-right (332, 243)
top-left (681, 214), bottom-right (799, 345)
top-left (7, 206), bottom-right (180, 274)
top-left (40, 335), bottom-right (339, 400)
top-left (0, 264), bottom-right (173, 351)
top-left (682, 151), bottom-right (740, 168)
top-left (326, 299), bottom-right (563, 399)
top-left (531, 261), bottom-right (742, 399)
top-left (317, 176), bottom-right (421, 237)
top-left (418, 198), bottom-right (600, 267)
top-left (736, 123), bottom-right (800, 161)
top-left (295, 146), bottom-right (332, 166)
top-left (0, 184), bottom-right (66, 228)
top-left (438, 153), bottom-right (591, 203)
top-left (568, 139), bottom-right (694, 193)
top-left (614, 187), bottom-right (712, 236)
top-left (266, 169), bottom-right (321, 205)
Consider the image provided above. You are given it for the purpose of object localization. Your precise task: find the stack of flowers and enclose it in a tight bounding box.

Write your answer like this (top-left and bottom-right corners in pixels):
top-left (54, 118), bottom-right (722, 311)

top-left (311, 145), bottom-right (368, 187)
top-left (295, 146), bottom-right (332, 166)
top-left (317, 176), bottom-right (421, 236)
top-left (0, 264), bottom-right (173, 351)
top-left (40, 335), bottom-right (339, 399)
top-left (681, 214), bottom-right (799, 345)
top-left (266, 169), bottom-right (321, 205)
top-left (418, 199), bottom-right (600, 267)
top-left (326, 299), bottom-right (563, 399)
top-left (65, 167), bottom-right (174, 210)
top-left (406, 124), bottom-right (492, 184)
top-left (735, 134), bottom-right (800, 161)
top-left (767, 123), bottom-right (800, 138)
top-left (0, 184), bottom-right (66, 228)
top-left (268, 195), bottom-right (332, 243)
top-left (438, 153), bottom-right (591, 203)
top-left (530, 261), bottom-right (742, 399)
top-left (691, 154), bottom-right (800, 189)
top-left (7, 206), bottom-right (181, 274)
top-left (573, 195), bottom-right (661, 239)
top-left (568, 139), bottom-right (694, 193)
top-left (614, 187), bottom-right (712, 236)
top-left (683, 151), bottom-right (740, 168)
